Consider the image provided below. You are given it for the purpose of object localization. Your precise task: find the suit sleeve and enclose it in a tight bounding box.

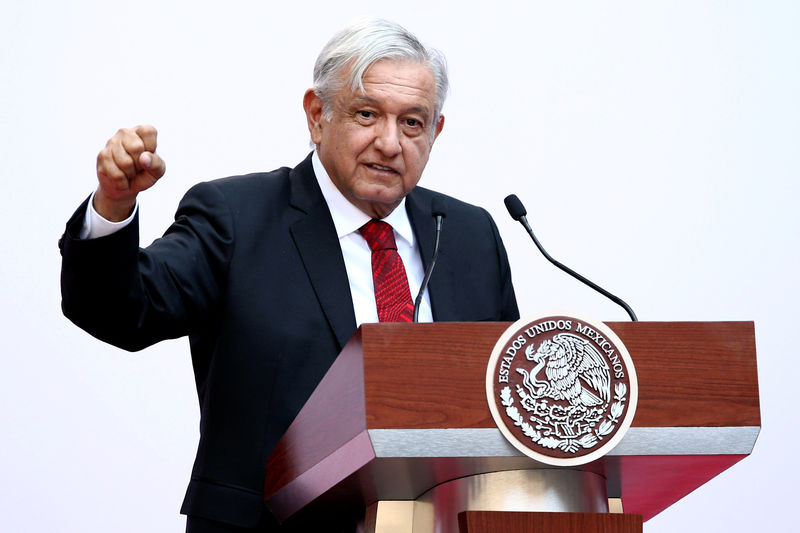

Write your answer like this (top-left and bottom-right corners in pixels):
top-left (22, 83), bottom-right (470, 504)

top-left (59, 181), bottom-right (235, 351)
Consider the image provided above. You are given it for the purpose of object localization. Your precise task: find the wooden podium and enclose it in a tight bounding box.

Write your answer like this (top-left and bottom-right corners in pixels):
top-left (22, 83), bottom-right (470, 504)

top-left (263, 322), bottom-right (759, 532)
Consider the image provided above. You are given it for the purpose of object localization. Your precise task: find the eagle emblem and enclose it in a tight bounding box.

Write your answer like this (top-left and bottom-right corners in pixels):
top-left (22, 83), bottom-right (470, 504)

top-left (487, 315), bottom-right (637, 466)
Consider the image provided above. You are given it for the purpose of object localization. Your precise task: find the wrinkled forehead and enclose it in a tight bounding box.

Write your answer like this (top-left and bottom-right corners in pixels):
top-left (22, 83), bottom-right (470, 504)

top-left (341, 58), bottom-right (432, 90)
top-left (345, 59), bottom-right (436, 107)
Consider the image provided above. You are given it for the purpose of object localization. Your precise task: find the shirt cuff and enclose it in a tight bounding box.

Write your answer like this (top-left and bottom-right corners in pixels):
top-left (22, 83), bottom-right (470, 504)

top-left (80, 191), bottom-right (139, 239)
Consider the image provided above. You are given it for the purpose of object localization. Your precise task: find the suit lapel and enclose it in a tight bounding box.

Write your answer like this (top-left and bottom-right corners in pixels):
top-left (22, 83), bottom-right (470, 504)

top-left (406, 190), bottom-right (456, 321)
top-left (288, 155), bottom-right (357, 349)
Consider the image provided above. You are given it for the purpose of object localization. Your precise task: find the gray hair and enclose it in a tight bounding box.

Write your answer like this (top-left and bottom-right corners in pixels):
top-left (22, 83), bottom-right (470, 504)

top-left (313, 18), bottom-right (449, 136)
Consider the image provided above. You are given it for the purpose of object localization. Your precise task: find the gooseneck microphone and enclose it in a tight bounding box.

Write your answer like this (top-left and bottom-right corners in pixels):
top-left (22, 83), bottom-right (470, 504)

top-left (504, 194), bottom-right (638, 321)
top-left (413, 197), bottom-right (446, 322)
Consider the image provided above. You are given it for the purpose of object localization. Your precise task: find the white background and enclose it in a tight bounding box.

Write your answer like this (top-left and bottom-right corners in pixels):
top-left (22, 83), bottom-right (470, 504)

top-left (1, 1), bottom-right (797, 531)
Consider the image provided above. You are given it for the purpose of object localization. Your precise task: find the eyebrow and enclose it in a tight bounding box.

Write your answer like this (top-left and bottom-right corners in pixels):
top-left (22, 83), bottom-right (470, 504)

top-left (349, 96), bottom-right (432, 117)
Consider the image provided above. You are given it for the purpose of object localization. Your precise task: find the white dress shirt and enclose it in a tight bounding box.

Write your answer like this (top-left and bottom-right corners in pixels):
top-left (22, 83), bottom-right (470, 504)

top-left (311, 151), bottom-right (432, 326)
top-left (81, 151), bottom-right (433, 326)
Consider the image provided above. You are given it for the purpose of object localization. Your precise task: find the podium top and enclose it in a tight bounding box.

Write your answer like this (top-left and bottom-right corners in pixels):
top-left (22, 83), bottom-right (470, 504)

top-left (265, 321), bottom-right (759, 522)
top-left (354, 321), bottom-right (759, 430)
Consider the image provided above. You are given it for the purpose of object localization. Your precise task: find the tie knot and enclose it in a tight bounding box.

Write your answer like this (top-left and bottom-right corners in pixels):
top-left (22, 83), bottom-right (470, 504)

top-left (360, 220), bottom-right (397, 252)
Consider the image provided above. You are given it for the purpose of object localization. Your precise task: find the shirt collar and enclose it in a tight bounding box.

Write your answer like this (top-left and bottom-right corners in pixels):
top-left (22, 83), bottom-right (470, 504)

top-left (312, 150), bottom-right (415, 247)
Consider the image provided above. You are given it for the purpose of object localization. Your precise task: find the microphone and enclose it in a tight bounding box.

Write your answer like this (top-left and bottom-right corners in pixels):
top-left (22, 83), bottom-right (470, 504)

top-left (504, 194), bottom-right (638, 321)
top-left (413, 197), bottom-right (446, 322)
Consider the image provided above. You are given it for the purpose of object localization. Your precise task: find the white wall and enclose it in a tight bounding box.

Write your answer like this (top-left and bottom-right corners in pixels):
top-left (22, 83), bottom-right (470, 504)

top-left (1, 1), bottom-right (797, 531)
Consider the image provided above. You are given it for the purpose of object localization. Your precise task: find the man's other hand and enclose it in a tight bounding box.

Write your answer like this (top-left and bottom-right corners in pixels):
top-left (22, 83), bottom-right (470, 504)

top-left (94, 125), bottom-right (166, 221)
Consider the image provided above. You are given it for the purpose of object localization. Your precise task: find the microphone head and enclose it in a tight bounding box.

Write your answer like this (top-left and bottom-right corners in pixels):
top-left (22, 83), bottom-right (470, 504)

top-left (504, 194), bottom-right (527, 221)
top-left (431, 196), bottom-right (447, 218)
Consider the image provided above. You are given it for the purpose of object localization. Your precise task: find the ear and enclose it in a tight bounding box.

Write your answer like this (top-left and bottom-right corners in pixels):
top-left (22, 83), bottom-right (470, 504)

top-left (303, 89), bottom-right (325, 145)
top-left (431, 114), bottom-right (445, 144)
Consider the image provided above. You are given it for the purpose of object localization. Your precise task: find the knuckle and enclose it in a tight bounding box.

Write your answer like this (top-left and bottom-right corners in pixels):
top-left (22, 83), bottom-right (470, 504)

top-left (118, 157), bottom-right (135, 173)
top-left (125, 136), bottom-right (145, 153)
top-left (102, 165), bottom-right (124, 181)
top-left (97, 147), bottom-right (111, 164)
top-left (138, 125), bottom-right (158, 150)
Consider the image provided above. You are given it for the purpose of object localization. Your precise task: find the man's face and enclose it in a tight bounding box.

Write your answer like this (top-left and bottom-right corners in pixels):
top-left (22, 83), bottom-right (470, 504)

top-left (304, 59), bottom-right (444, 219)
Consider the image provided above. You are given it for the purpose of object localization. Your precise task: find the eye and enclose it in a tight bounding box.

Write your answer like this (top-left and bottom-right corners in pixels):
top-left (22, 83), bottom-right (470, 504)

top-left (401, 117), bottom-right (425, 137)
top-left (357, 110), bottom-right (374, 119)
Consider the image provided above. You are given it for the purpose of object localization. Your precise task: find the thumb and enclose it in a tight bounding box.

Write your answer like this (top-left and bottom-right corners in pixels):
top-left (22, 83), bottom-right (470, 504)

top-left (139, 151), bottom-right (167, 180)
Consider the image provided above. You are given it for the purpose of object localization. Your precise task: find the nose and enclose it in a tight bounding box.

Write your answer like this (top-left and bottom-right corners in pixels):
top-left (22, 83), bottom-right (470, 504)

top-left (373, 119), bottom-right (402, 157)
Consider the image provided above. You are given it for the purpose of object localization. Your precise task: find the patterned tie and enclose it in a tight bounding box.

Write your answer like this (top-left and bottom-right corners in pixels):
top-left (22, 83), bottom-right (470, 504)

top-left (360, 220), bottom-right (415, 322)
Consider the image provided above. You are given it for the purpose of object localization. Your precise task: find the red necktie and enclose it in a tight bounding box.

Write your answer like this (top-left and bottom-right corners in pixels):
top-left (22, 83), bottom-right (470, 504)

top-left (360, 220), bottom-right (414, 322)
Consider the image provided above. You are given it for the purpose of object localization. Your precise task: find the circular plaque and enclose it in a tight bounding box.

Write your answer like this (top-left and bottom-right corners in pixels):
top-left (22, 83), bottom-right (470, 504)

top-left (486, 313), bottom-right (638, 466)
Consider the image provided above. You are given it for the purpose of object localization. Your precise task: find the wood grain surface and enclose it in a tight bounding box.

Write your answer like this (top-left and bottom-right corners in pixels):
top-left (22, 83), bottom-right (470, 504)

top-left (359, 321), bottom-right (759, 428)
top-left (458, 511), bottom-right (642, 533)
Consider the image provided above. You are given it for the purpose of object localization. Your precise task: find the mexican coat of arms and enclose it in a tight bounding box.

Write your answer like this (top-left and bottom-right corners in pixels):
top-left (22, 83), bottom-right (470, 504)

top-left (486, 314), bottom-right (638, 466)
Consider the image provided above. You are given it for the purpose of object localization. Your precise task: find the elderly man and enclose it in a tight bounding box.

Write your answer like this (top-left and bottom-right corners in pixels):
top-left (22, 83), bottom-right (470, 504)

top-left (60, 18), bottom-right (518, 532)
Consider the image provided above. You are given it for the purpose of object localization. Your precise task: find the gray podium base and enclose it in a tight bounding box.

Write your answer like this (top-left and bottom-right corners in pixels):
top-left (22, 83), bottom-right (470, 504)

top-left (361, 469), bottom-right (608, 533)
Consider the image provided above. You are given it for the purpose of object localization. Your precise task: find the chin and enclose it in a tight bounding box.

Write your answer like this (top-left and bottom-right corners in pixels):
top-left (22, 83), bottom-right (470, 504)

top-left (355, 194), bottom-right (404, 218)
top-left (358, 184), bottom-right (404, 202)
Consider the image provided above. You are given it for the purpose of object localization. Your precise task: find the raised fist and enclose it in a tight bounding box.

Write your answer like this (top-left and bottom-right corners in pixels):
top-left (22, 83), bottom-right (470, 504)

top-left (94, 125), bottom-right (166, 221)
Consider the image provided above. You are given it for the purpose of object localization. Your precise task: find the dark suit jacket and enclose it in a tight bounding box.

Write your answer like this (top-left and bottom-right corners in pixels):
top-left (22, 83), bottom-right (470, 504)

top-left (59, 153), bottom-right (518, 528)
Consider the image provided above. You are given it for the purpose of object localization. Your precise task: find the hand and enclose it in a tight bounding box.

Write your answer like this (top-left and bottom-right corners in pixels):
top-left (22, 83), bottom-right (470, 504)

top-left (94, 125), bottom-right (166, 221)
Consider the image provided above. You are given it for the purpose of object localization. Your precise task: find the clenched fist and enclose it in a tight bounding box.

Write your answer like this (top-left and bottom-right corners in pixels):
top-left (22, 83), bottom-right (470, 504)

top-left (94, 125), bottom-right (166, 221)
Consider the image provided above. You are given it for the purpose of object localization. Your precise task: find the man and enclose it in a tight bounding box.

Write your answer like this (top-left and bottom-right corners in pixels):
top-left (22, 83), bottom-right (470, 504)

top-left (60, 18), bottom-right (518, 532)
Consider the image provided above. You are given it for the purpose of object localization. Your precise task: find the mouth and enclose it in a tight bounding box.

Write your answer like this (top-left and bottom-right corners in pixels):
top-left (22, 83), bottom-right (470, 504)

top-left (366, 163), bottom-right (398, 174)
